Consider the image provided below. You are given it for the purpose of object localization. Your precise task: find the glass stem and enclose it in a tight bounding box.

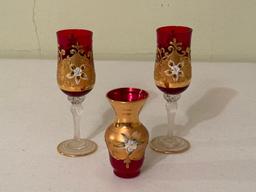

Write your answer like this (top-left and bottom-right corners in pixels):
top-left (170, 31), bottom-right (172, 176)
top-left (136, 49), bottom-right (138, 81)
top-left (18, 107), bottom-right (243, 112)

top-left (68, 96), bottom-right (85, 140)
top-left (164, 94), bottom-right (181, 138)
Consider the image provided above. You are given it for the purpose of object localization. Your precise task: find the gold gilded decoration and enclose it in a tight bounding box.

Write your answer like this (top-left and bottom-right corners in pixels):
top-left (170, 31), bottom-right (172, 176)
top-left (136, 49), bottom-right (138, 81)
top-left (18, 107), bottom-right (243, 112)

top-left (105, 98), bottom-right (149, 168)
top-left (154, 38), bottom-right (191, 89)
top-left (57, 43), bottom-right (95, 93)
top-left (164, 60), bottom-right (184, 82)
top-left (66, 64), bottom-right (87, 85)
top-left (113, 132), bottom-right (144, 168)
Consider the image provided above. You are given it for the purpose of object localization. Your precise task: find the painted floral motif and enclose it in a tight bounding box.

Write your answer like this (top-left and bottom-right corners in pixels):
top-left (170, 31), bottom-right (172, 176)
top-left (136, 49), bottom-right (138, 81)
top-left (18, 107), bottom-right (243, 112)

top-left (69, 43), bottom-right (85, 57)
top-left (122, 133), bottom-right (139, 154)
top-left (164, 60), bottom-right (184, 82)
top-left (117, 133), bottom-right (143, 168)
top-left (114, 132), bottom-right (142, 155)
top-left (111, 131), bottom-right (145, 168)
top-left (66, 64), bottom-right (87, 85)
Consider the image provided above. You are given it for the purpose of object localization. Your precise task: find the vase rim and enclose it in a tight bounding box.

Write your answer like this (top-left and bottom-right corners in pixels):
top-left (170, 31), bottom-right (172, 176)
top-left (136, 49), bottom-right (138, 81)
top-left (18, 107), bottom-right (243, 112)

top-left (106, 87), bottom-right (148, 102)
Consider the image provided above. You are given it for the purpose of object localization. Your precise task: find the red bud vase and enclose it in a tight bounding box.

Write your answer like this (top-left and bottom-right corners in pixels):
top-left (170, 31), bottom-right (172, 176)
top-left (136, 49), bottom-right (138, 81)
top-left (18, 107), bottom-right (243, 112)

top-left (105, 88), bottom-right (149, 178)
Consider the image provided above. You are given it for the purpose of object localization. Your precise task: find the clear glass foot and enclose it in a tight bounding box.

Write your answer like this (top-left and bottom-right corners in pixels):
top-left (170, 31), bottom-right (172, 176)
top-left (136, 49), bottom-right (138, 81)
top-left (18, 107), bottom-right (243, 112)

top-left (150, 136), bottom-right (190, 154)
top-left (57, 138), bottom-right (97, 157)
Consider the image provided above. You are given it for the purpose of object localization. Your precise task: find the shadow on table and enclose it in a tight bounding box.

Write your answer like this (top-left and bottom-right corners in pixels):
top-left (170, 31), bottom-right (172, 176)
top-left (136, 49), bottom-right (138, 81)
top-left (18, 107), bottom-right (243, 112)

top-left (88, 108), bottom-right (113, 139)
top-left (147, 89), bottom-right (158, 102)
top-left (142, 148), bottom-right (168, 173)
top-left (144, 87), bottom-right (238, 172)
top-left (175, 87), bottom-right (238, 137)
top-left (151, 87), bottom-right (238, 138)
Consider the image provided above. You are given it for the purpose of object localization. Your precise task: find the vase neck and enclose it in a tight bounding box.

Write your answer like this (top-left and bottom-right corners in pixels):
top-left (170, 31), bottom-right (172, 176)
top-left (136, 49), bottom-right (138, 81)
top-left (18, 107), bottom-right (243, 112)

top-left (109, 100), bottom-right (145, 124)
top-left (115, 109), bottom-right (140, 123)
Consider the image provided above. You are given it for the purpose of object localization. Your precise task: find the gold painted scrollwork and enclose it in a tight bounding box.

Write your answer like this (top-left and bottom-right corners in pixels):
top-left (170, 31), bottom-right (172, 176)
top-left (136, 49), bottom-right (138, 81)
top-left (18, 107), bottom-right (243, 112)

top-left (154, 38), bottom-right (191, 89)
top-left (57, 43), bottom-right (95, 93)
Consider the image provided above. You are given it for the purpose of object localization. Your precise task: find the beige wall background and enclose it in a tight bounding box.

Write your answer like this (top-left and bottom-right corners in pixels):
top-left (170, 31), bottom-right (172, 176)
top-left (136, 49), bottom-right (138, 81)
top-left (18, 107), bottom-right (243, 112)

top-left (0, 0), bottom-right (255, 62)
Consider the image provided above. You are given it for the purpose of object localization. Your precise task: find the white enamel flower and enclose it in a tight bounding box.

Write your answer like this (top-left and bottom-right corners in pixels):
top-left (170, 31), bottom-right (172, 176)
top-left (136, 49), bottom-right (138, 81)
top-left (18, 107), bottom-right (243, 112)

top-left (66, 64), bottom-right (87, 84)
top-left (164, 60), bottom-right (184, 82)
top-left (119, 133), bottom-right (141, 155)
top-left (114, 132), bottom-right (143, 157)
top-left (124, 139), bottom-right (138, 154)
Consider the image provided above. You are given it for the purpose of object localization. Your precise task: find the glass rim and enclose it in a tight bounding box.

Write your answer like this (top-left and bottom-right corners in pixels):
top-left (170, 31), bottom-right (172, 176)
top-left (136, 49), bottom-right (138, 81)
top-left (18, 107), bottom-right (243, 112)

top-left (156, 26), bottom-right (192, 34)
top-left (106, 87), bottom-right (149, 102)
top-left (56, 28), bottom-right (93, 36)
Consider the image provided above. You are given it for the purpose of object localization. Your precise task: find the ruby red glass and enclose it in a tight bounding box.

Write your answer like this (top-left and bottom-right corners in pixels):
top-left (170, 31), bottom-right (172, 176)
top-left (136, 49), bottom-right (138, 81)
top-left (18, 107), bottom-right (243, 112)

top-left (150, 26), bottom-right (192, 154)
top-left (105, 88), bottom-right (149, 178)
top-left (157, 26), bottom-right (192, 54)
top-left (107, 87), bottom-right (148, 102)
top-left (57, 29), bottom-right (92, 56)
top-left (56, 29), bottom-right (97, 157)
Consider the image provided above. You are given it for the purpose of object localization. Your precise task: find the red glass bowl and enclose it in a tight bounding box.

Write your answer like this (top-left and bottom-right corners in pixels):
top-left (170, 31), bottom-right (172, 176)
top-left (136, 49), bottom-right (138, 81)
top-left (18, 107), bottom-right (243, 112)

top-left (57, 29), bottom-right (93, 54)
top-left (157, 26), bottom-right (192, 51)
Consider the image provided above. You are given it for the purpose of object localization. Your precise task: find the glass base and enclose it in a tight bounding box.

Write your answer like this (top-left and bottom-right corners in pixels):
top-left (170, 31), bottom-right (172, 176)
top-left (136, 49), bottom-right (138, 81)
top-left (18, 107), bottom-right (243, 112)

top-left (57, 138), bottom-right (97, 157)
top-left (150, 136), bottom-right (190, 154)
top-left (114, 170), bottom-right (140, 178)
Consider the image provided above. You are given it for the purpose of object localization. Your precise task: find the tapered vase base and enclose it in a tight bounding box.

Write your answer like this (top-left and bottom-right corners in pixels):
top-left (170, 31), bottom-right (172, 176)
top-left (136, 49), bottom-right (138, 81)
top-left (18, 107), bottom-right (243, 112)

top-left (57, 138), bottom-right (97, 157)
top-left (113, 170), bottom-right (140, 178)
top-left (150, 136), bottom-right (190, 154)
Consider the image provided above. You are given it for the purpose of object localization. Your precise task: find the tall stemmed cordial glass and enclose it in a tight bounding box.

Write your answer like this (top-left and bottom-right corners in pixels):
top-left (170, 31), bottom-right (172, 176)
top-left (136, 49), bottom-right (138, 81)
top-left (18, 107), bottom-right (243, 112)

top-left (56, 29), bottom-right (97, 157)
top-left (150, 26), bottom-right (192, 154)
